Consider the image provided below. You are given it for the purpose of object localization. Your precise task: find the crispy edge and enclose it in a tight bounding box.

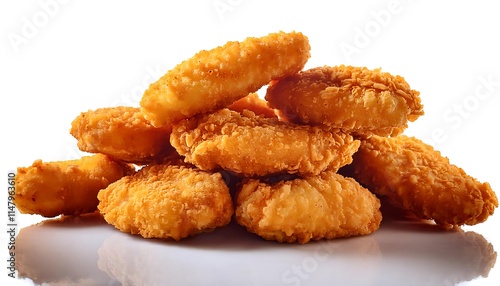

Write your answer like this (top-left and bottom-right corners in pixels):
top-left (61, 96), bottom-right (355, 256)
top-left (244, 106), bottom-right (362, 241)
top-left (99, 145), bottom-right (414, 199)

top-left (228, 93), bottom-right (278, 119)
top-left (97, 161), bottom-right (233, 240)
top-left (170, 109), bottom-right (360, 177)
top-left (70, 106), bottom-right (176, 165)
top-left (15, 154), bottom-right (135, 217)
top-left (347, 135), bottom-right (498, 226)
top-left (235, 171), bottom-right (382, 243)
top-left (140, 31), bottom-right (311, 127)
top-left (266, 65), bottom-right (424, 137)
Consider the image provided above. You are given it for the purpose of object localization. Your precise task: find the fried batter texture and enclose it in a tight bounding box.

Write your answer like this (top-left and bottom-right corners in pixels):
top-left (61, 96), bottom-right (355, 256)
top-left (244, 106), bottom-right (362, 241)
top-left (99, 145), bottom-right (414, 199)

top-left (266, 65), bottom-right (424, 137)
top-left (170, 109), bottom-right (360, 177)
top-left (70, 106), bottom-right (176, 165)
top-left (228, 93), bottom-right (278, 119)
top-left (97, 161), bottom-right (233, 240)
top-left (345, 135), bottom-right (498, 226)
top-left (15, 154), bottom-right (134, 217)
top-left (235, 171), bottom-right (382, 243)
top-left (140, 31), bottom-right (311, 127)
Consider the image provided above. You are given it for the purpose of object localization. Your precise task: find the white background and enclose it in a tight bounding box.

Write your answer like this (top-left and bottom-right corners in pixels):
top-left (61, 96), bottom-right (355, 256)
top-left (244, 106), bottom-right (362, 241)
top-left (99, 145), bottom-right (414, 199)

top-left (1, 1), bottom-right (499, 285)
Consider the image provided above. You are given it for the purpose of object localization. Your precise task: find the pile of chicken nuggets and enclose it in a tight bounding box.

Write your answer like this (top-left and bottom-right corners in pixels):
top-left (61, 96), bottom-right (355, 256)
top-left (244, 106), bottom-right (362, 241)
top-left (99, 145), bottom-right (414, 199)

top-left (15, 31), bottom-right (498, 244)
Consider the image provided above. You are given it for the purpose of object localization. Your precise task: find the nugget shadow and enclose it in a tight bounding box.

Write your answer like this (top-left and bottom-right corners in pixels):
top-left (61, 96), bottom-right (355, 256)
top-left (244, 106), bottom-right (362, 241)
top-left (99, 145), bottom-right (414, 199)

top-left (372, 219), bottom-right (497, 285)
top-left (32, 212), bottom-right (107, 228)
top-left (139, 219), bottom-right (276, 251)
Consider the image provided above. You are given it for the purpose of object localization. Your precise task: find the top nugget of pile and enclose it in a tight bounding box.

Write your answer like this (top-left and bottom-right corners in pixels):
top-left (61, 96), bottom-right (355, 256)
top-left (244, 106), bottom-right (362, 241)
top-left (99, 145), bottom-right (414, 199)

top-left (140, 31), bottom-right (311, 127)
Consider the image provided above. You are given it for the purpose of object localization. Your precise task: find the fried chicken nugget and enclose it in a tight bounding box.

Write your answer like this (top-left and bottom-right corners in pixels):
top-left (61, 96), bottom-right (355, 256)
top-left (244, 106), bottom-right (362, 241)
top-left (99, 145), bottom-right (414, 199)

top-left (15, 154), bottom-right (135, 217)
top-left (265, 65), bottom-right (424, 137)
top-left (235, 171), bottom-right (382, 243)
top-left (140, 31), bottom-right (311, 127)
top-left (170, 108), bottom-right (360, 177)
top-left (345, 135), bottom-right (498, 226)
top-left (228, 93), bottom-right (278, 119)
top-left (97, 161), bottom-right (233, 240)
top-left (70, 107), bottom-right (177, 165)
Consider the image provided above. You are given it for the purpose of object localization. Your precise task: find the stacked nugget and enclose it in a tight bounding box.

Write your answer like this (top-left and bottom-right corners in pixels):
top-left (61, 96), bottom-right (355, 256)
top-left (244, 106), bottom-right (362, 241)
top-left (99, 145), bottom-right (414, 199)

top-left (84, 31), bottom-right (315, 241)
top-left (138, 31), bottom-right (408, 243)
top-left (265, 64), bottom-right (497, 229)
top-left (342, 135), bottom-right (498, 227)
top-left (96, 31), bottom-right (385, 243)
top-left (169, 109), bottom-right (379, 243)
top-left (164, 60), bottom-right (426, 243)
top-left (15, 31), bottom-right (498, 243)
top-left (15, 31), bottom-right (311, 241)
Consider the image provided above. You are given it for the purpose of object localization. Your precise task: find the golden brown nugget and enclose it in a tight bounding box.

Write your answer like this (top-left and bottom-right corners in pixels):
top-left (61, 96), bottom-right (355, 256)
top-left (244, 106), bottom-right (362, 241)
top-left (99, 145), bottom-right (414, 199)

top-left (345, 135), bottom-right (498, 226)
top-left (98, 161), bottom-right (233, 240)
top-left (15, 154), bottom-right (134, 217)
top-left (266, 65), bottom-right (424, 137)
top-left (235, 171), bottom-right (382, 243)
top-left (140, 31), bottom-right (311, 127)
top-left (70, 106), bottom-right (177, 165)
top-left (228, 93), bottom-right (278, 119)
top-left (170, 109), bottom-right (360, 177)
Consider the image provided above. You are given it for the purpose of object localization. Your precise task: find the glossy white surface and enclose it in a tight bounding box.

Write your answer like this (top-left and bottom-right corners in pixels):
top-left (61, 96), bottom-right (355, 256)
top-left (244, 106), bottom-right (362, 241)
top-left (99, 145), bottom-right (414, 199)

top-left (2, 0), bottom-right (500, 285)
top-left (11, 212), bottom-right (500, 286)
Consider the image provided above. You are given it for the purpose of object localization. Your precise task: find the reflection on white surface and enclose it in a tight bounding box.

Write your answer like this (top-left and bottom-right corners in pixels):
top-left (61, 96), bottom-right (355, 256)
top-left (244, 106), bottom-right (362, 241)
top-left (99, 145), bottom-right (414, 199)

top-left (14, 212), bottom-right (496, 286)
top-left (97, 221), bottom-right (381, 286)
top-left (15, 214), bottom-right (116, 286)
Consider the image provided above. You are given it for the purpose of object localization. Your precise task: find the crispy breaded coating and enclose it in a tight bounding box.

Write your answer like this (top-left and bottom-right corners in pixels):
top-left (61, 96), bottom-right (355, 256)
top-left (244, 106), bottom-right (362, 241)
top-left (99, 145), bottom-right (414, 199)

top-left (140, 31), bottom-right (311, 127)
top-left (15, 213), bottom-right (109, 285)
top-left (345, 135), bottom-right (498, 226)
top-left (235, 171), bottom-right (382, 243)
top-left (15, 154), bottom-right (134, 217)
top-left (97, 161), bottom-right (233, 240)
top-left (170, 109), bottom-right (360, 177)
top-left (228, 93), bottom-right (278, 119)
top-left (70, 106), bottom-right (177, 165)
top-left (265, 65), bottom-right (424, 137)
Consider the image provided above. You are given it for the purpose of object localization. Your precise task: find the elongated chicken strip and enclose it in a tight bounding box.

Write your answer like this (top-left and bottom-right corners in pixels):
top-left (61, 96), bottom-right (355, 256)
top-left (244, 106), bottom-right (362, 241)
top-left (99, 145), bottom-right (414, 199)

top-left (140, 31), bottom-right (311, 127)
top-left (170, 109), bottom-right (360, 177)
top-left (15, 154), bottom-right (134, 217)
top-left (235, 171), bottom-right (382, 243)
top-left (266, 65), bottom-right (424, 137)
top-left (345, 135), bottom-right (498, 226)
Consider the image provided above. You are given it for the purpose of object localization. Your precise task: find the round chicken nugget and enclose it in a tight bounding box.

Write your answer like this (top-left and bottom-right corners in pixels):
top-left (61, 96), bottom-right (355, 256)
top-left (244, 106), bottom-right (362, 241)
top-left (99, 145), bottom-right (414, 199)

top-left (235, 171), bottom-right (382, 243)
top-left (265, 65), bottom-right (424, 137)
top-left (15, 154), bottom-right (135, 217)
top-left (140, 31), bottom-right (311, 127)
top-left (70, 106), bottom-right (177, 165)
top-left (97, 161), bottom-right (233, 240)
top-left (344, 135), bottom-right (498, 226)
top-left (170, 108), bottom-right (360, 177)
